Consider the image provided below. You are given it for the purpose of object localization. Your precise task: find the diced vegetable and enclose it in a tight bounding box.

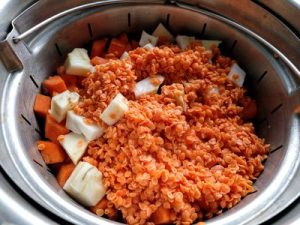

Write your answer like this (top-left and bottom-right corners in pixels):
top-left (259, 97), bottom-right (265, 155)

top-left (57, 163), bottom-right (75, 187)
top-left (65, 48), bottom-right (93, 76)
top-left (208, 87), bottom-right (220, 95)
top-left (43, 76), bottom-right (67, 96)
top-left (139, 31), bottom-right (158, 47)
top-left (59, 74), bottom-right (78, 87)
top-left (49, 90), bottom-right (80, 123)
top-left (241, 99), bottom-right (257, 120)
top-left (134, 75), bottom-right (164, 97)
top-left (100, 93), bottom-right (129, 126)
top-left (90, 56), bottom-right (109, 66)
top-left (174, 90), bottom-right (187, 111)
top-left (108, 38), bottom-right (127, 58)
top-left (131, 40), bottom-right (139, 49)
top-left (176, 35), bottom-right (195, 49)
top-left (152, 23), bottom-right (174, 44)
top-left (118, 33), bottom-right (129, 45)
top-left (90, 198), bottom-right (108, 214)
top-left (33, 94), bottom-right (51, 118)
top-left (45, 115), bottom-right (69, 144)
top-left (63, 161), bottom-right (106, 206)
top-left (120, 51), bottom-right (130, 60)
top-left (90, 38), bottom-right (108, 58)
top-left (143, 43), bottom-right (155, 50)
top-left (36, 140), bottom-right (66, 164)
top-left (227, 63), bottom-right (246, 87)
top-left (150, 207), bottom-right (172, 225)
top-left (201, 40), bottom-right (222, 50)
top-left (66, 111), bottom-right (104, 141)
top-left (59, 132), bottom-right (88, 165)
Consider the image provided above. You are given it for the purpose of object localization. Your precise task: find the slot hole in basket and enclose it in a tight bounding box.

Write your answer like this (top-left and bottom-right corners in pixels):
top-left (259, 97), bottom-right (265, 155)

top-left (21, 114), bottom-right (31, 126)
top-left (257, 71), bottom-right (268, 83)
top-left (270, 104), bottom-right (283, 114)
top-left (127, 13), bottom-right (131, 27)
top-left (87, 23), bottom-right (93, 38)
top-left (55, 43), bottom-right (62, 56)
top-left (271, 145), bottom-right (283, 153)
top-left (29, 75), bottom-right (39, 88)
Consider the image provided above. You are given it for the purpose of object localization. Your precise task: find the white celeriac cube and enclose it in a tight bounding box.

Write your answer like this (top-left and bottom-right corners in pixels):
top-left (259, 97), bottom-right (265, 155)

top-left (143, 43), bottom-right (155, 50)
top-left (227, 63), bottom-right (246, 87)
top-left (49, 90), bottom-right (80, 123)
top-left (152, 23), bottom-right (174, 42)
top-left (63, 162), bottom-right (106, 207)
top-left (66, 111), bottom-right (104, 141)
top-left (59, 132), bottom-right (88, 165)
top-left (120, 51), bottom-right (130, 60)
top-left (64, 48), bottom-right (93, 76)
top-left (139, 31), bottom-right (158, 47)
top-left (201, 40), bottom-right (222, 50)
top-left (100, 93), bottom-right (129, 126)
top-left (176, 35), bottom-right (195, 49)
top-left (134, 75), bottom-right (164, 98)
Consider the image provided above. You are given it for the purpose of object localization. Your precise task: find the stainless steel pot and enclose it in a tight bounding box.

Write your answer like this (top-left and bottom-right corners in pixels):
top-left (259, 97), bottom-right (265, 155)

top-left (0, 1), bottom-right (299, 225)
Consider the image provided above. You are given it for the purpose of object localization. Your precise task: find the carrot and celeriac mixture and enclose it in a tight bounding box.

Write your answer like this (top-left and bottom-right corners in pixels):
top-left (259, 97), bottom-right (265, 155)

top-left (33, 23), bottom-right (269, 225)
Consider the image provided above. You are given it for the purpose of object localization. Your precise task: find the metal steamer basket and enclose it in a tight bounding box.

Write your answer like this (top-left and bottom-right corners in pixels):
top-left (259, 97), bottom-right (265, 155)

top-left (0, 1), bottom-right (299, 225)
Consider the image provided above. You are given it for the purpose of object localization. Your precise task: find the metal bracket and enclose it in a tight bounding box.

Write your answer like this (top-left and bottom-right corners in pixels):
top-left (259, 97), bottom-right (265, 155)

top-left (0, 40), bottom-right (23, 72)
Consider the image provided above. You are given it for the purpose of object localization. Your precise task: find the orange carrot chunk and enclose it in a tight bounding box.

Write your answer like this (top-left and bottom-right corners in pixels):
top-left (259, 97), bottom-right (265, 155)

top-left (56, 163), bottom-right (75, 187)
top-left (131, 40), bottom-right (140, 49)
top-left (91, 38), bottom-right (108, 58)
top-left (241, 99), bottom-right (257, 120)
top-left (36, 140), bottom-right (66, 164)
top-left (108, 38), bottom-right (127, 58)
top-left (118, 33), bottom-right (129, 45)
top-left (33, 94), bottom-right (51, 118)
top-left (45, 114), bottom-right (69, 144)
top-left (90, 198), bottom-right (108, 214)
top-left (43, 76), bottom-right (67, 96)
top-left (59, 74), bottom-right (78, 88)
top-left (150, 207), bottom-right (172, 225)
top-left (90, 56), bottom-right (109, 66)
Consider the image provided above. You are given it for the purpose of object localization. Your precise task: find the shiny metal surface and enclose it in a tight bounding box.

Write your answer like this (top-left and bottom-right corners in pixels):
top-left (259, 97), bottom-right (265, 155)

top-left (0, 1), bottom-right (299, 225)
top-left (0, 171), bottom-right (56, 225)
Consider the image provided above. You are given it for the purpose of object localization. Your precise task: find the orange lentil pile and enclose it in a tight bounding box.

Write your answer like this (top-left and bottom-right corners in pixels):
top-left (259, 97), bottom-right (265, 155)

top-left (74, 42), bottom-right (269, 225)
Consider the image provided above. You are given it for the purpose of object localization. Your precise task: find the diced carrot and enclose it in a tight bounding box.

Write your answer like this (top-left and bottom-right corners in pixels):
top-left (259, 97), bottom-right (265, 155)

top-left (56, 163), bottom-right (75, 187)
top-left (131, 40), bottom-right (139, 49)
top-left (43, 76), bottom-right (67, 96)
top-left (90, 198), bottom-right (108, 214)
top-left (91, 38), bottom-right (108, 58)
top-left (45, 114), bottom-right (69, 144)
top-left (150, 207), bottom-right (172, 224)
top-left (125, 43), bottom-right (132, 52)
top-left (90, 56), bottom-right (109, 66)
top-left (108, 38), bottom-right (127, 58)
top-left (56, 66), bottom-right (65, 75)
top-left (241, 100), bottom-right (257, 120)
top-left (118, 33), bottom-right (129, 45)
top-left (36, 140), bottom-right (66, 164)
top-left (157, 36), bottom-right (171, 45)
top-left (59, 74), bottom-right (78, 87)
top-left (33, 94), bottom-right (51, 118)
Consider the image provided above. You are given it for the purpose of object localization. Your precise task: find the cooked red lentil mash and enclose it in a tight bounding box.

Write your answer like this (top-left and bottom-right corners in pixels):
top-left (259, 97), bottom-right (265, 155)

top-left (72, 42), bottom-right (269, 224)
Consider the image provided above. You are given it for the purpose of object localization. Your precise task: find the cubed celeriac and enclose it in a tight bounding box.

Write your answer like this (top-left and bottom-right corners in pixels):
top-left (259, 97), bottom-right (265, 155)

top-left (100, 93), bottom-right (129, 126)
top-left (139, 31), bottom-right (158, 47)
top-left (227, 63), bottom-right (246, 87)
top-left (64, 48), bottom-right (93, 76)
top-left (134, 75), bottom-right (164, 98)
top-left (143, 43), bottom-right (155, 50)
top-left (49, 90), bottom-right (80, 123)
top-left (63, 162), bottom-right (106, 207)
top-left (66, 111), bottom-right (104, 141)
top-left (59, 132), bottom-right (88, 165)
top-left (120, 51), bottom-right (130, 60)
top-left (201, 40), bottom-right (222, 50)
top-left (152, 23), bottom-right (174, 42)
top-left (176, 35), bottom-right (195, 49)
